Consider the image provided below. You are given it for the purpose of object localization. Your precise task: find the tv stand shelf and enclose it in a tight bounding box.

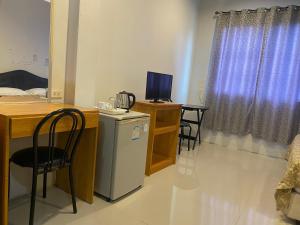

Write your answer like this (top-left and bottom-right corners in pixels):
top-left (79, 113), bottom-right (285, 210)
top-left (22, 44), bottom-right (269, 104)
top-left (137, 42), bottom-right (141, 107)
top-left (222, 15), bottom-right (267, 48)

top-left (132, 101), bottom-right (181, 175)
top-left (151, 153), bottom-right (173, 174)
top-left (154, 125), bottom-right (177, 135)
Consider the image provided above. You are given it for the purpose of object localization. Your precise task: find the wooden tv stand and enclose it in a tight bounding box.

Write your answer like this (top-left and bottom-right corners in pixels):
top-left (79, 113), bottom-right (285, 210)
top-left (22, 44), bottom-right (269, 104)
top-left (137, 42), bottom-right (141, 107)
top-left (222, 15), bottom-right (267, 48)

top-left (132, 101), bottom-right (181, 175)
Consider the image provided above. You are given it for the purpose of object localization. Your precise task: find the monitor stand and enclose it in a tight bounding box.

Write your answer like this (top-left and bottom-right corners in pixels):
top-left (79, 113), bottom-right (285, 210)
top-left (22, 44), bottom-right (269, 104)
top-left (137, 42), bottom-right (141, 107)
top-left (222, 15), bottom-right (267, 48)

top-left (150, 99), bottom-right (165, 103)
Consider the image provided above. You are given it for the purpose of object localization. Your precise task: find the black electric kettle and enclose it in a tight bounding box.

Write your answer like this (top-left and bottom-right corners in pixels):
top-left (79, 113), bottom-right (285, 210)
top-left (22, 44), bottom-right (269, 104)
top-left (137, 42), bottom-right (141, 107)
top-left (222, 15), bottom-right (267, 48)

top-left (116, 91), bottom-right (136, 112)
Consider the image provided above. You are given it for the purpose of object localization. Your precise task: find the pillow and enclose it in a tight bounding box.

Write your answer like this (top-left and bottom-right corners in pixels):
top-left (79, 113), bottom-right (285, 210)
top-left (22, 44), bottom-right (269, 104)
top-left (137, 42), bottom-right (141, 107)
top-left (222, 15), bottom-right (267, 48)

top-left (25, 88), bottom-right (47, 97)
top-left (0, 87), bottom-right (29, 96)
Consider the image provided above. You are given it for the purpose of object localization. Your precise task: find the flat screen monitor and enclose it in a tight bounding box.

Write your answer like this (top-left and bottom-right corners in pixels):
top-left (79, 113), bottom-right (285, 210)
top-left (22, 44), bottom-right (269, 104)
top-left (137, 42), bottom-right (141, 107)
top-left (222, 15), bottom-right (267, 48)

top-left (146, 71), bottom-right (173, 102)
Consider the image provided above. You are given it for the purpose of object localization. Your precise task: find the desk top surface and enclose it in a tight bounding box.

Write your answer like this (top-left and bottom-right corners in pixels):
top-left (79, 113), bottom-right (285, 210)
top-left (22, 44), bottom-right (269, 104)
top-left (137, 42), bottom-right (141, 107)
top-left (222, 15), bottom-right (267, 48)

top-left (0, 102), bottom-right (98, 117)
top-left (135, 101), bottom-right (182, 108)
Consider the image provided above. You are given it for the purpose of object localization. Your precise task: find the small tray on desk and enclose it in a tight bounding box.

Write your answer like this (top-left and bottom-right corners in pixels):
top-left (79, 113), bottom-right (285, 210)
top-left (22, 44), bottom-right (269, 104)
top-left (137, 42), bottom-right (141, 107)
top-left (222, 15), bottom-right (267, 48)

top-left (97, 108), bottom-right (127, 115)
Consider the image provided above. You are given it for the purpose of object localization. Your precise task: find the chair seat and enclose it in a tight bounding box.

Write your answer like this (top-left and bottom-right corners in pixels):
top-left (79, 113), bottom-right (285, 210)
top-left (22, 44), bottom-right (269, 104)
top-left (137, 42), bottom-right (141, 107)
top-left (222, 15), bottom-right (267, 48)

top-left (180, 121), bottom-right (191, 127)
top-left (10, 147), bottom-right (67, 169)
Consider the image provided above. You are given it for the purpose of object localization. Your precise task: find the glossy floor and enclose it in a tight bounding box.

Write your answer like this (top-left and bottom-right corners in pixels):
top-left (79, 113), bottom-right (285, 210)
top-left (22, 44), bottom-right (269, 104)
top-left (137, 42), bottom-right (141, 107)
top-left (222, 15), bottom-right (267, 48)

top-left (9, 143), bottom-right (296, 225)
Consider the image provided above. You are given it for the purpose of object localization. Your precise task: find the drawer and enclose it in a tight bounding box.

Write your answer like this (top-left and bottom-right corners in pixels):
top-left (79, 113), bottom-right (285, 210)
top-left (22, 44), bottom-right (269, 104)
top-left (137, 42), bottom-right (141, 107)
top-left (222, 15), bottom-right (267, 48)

top-left (10, 113), bottom-right (99, 138)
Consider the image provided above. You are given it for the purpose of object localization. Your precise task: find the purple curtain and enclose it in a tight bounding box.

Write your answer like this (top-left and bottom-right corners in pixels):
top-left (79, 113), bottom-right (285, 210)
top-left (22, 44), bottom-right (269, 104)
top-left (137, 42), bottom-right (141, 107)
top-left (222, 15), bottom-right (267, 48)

top-left (205, 6), bottom-right (300, 144)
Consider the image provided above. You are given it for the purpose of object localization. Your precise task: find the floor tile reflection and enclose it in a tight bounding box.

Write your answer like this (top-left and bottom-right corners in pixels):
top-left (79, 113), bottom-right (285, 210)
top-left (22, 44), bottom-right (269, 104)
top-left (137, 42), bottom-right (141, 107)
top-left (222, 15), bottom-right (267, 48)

top-left (9, 143), bottom-right (295, 225)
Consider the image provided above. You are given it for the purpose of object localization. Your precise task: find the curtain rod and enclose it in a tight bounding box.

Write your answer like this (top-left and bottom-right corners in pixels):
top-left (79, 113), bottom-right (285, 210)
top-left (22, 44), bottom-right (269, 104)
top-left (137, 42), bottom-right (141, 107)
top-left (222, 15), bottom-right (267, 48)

top-left (215, 5), bottom-right (300, 15)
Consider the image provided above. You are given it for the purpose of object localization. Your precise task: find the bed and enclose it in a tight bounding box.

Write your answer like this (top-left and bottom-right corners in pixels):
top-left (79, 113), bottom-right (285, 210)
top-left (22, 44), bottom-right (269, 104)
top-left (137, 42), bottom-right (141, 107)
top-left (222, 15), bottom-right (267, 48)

top-left (0, 70), bottom-right (48, 103)
top-left (275, 134), bottom-right (300, 221)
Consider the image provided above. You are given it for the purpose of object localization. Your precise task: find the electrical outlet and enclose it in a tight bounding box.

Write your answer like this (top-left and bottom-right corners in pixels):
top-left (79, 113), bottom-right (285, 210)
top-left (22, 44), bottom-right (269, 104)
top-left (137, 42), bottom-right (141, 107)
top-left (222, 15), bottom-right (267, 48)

top-left (51, 90), bottom-right (63, 98)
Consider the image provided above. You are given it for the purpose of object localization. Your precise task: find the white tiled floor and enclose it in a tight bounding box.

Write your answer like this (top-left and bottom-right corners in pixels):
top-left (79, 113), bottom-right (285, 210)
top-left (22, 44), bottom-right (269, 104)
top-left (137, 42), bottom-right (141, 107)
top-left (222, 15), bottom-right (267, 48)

top-left (9, 143), bottom-right (296, 225)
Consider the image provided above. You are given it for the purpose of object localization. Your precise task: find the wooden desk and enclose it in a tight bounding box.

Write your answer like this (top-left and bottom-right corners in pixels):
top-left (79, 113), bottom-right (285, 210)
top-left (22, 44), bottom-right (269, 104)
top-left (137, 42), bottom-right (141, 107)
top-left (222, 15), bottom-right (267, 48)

top-left (0, 103), bottom-right (99, 225)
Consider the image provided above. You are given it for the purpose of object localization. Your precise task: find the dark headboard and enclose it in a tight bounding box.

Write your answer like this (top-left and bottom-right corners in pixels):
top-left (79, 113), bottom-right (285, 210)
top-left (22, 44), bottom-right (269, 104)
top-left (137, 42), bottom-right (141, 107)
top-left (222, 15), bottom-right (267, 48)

top-left (0, 70), bottom-right (48, 90)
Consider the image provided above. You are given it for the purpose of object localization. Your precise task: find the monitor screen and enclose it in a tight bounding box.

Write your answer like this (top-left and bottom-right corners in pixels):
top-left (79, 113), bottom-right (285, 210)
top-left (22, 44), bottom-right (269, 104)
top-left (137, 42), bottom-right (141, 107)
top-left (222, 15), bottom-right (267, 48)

top-left (146, 72), bottom-right (173, 102)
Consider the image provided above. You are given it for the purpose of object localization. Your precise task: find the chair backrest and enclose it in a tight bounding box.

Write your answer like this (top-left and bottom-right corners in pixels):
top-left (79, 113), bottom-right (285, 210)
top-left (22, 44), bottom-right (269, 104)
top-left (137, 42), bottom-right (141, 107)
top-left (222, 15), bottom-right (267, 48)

top-left (33, 108), bottom-right (86, 170)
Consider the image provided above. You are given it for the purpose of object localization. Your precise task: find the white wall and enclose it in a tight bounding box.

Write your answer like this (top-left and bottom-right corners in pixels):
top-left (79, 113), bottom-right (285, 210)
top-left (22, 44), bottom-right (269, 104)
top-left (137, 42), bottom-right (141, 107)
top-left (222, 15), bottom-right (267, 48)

top-left (0, 0), bottom-right (50, 78)
top-left (74, 0), bottom-right (200, 107)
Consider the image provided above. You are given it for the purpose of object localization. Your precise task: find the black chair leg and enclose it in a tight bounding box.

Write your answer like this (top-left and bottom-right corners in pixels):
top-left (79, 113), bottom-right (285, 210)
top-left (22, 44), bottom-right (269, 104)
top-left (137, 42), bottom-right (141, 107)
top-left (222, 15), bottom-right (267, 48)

top-left (197, 109), bottom-right (201, 145)
top-left (43, 168), bottom-right (47, 198)
top-left (192, 132), bottom-right (197, 150)
top-left (188, 125), bottom-right (192, 151)
top-left (179, 127), bottom-right (184, 155)
top-left (69, 166), bottom-right (77, 214)
top-left (29, 168), bottom-right (38, 225)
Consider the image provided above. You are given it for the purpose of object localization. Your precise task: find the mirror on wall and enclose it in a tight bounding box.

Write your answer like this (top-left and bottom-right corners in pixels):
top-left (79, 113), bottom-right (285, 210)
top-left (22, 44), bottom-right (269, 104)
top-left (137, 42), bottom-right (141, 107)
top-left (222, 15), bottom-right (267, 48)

top-left (0, 0), bottom-right (50, 97)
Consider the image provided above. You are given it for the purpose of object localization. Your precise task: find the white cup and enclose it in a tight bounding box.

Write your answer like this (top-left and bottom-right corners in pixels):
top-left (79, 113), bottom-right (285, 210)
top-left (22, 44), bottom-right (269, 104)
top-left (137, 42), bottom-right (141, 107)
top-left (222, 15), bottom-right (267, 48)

top-left (98, 101), bottom-right (113, 110)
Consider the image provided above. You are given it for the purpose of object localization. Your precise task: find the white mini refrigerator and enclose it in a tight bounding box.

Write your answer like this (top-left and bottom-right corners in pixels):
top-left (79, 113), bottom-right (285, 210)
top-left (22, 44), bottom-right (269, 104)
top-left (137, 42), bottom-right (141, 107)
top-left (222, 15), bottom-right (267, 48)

top-left (95, 111), bottom-right (149, 201)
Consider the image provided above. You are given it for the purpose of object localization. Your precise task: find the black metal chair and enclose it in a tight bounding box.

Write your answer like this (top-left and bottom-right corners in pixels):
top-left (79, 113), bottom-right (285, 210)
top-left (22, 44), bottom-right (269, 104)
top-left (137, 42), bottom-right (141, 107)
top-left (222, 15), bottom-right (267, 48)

top-left (9, 108), bottom-right (86, 225)
top-left (178, 121), bottom-right (192, 154)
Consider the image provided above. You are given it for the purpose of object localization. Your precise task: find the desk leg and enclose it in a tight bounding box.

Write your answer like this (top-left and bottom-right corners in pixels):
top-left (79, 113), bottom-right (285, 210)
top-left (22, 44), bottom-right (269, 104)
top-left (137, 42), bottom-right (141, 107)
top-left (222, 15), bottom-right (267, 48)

top-left (0, 116), bottom-right (10, 225)
top-left (56, 127), bottom-right (98, 204)
top-left (192, 110), bottom-right (201, 149)
top-left (197, 110), bottom-right (201, 144)
top-left (198, 111), bottom-right (206, 144)
top-left (193, 110), bottom-right (206, 149)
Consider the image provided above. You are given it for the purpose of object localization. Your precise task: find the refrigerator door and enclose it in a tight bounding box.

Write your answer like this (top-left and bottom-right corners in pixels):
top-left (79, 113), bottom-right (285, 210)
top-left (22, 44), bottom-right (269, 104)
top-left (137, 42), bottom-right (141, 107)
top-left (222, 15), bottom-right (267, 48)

top-left (111, 117), bottom-right (149, 200)
top-left (94, 116), bottom-right (116, 198)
